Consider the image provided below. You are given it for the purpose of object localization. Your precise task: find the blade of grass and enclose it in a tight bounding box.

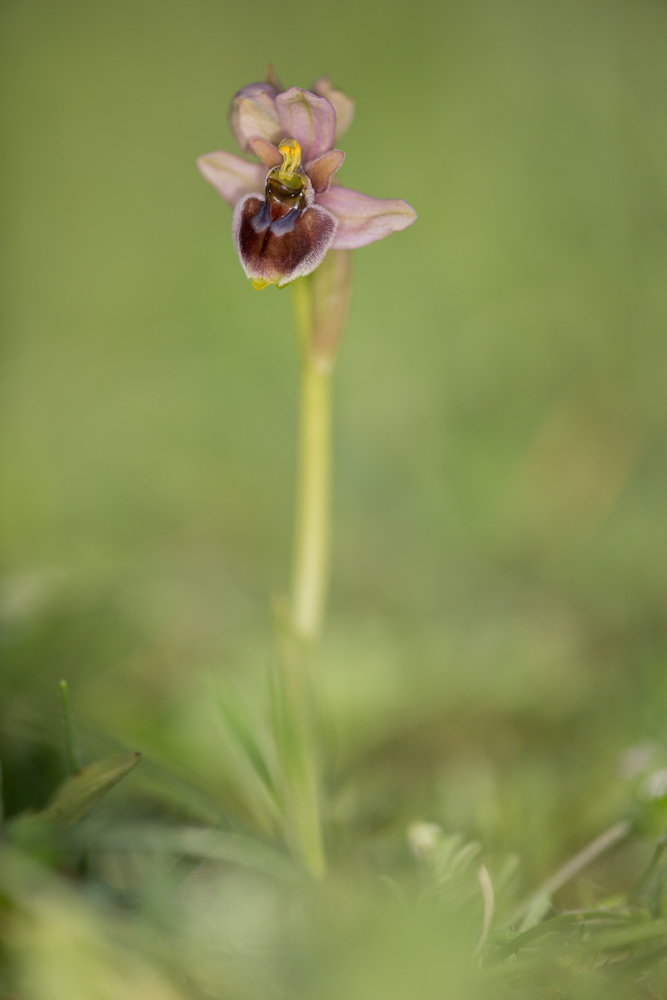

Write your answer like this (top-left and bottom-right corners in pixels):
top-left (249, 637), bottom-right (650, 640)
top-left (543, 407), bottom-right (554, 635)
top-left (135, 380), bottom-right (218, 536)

top-left (59, 679), bottom-right (83, 774)
top-left (41, 752), bottom-right (141, 826)
top-left (489, 909), bottom-right (635, 964)
top-left (474, 864), bottom-right (495, 959)
top-left (509, 821), bottom-right (631, 928)
top-left (95, 823), bottom-right (304, 884)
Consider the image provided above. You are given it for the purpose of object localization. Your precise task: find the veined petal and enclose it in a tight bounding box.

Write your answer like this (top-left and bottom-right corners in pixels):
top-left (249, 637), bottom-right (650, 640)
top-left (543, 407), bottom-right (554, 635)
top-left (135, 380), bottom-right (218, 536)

top-left (249, 137), bottom-right (283, 168)
top-left (312, 76), bottom-right (355, 141)
top-left (234, 195), bottom-right (337, 288)
top-left (317, 186), bottom-right (417, 249)
top-left (197, 152), bottom-right (266, 207)
top-left (229, 82), bottom-right (282, 153)
top-left (275, 87), bottom-right (336, 162)
top-left (305, 150), bottom-right (345, 194)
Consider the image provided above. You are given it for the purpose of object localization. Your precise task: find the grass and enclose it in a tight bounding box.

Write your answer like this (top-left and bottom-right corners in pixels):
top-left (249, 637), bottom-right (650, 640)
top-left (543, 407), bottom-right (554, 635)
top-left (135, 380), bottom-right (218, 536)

top-left (2, 740), bottom-right (667, 998)
top-left (2, 0), bottom-right (667, 994)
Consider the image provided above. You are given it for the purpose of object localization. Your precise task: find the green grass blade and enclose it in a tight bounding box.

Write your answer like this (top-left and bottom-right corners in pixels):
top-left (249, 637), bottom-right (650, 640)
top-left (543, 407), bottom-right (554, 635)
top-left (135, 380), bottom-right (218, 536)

top-left (41, 752), bottom-right (141, 827)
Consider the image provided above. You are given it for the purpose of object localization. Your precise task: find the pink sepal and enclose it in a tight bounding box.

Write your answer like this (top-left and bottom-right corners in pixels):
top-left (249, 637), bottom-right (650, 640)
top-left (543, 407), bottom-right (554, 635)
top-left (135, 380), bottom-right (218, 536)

top-left (229, 82), bottom-right (281, 153)
top-left (197, 152), bottom-right (265, 207)
top-left (317, 186), bottom-right (417, 249)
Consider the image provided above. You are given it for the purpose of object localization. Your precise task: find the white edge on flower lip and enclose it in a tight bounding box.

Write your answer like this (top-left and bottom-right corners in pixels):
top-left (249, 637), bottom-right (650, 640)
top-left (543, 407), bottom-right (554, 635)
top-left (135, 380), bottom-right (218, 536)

top-left (233, 194), bottom-right (339, 289)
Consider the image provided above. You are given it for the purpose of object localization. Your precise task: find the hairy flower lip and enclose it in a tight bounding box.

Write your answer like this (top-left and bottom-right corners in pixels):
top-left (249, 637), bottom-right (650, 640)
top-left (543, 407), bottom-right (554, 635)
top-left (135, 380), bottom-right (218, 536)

top-left (199, 74), bottom-right (417, 287)
top-left (234, 194), bottom-right (338, 289)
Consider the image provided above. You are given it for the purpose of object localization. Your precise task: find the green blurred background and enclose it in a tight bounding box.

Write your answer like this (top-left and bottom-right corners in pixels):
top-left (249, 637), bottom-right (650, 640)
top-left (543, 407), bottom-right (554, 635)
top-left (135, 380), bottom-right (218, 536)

top-left (2, 0), bottom-right (667, 881)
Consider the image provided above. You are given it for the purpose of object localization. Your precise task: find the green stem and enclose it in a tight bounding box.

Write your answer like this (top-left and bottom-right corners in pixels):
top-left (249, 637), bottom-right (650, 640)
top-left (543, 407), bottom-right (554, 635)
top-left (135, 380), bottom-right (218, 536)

top-left (272, 626), bottom-right (326, 879)
top-left (290, 278), bottom-right (332, 643)
top-left (266, 276), bottom-right (332, 880)
top-left (275, 257), bottom-right (349, 875)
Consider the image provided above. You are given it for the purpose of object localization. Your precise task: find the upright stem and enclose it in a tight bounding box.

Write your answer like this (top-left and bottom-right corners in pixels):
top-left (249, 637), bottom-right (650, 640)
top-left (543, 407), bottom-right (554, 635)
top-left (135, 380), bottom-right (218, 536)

top-left (290, 278), bottom-right (332, 643)
top-left (266, 276), bottom-right (331, 880)
top-left (272, 259), bottom-right (349, 876)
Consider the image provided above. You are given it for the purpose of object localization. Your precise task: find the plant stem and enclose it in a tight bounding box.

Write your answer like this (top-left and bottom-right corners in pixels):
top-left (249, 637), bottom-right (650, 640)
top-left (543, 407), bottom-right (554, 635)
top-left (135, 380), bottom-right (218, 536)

top-left (290, 277), bottom-right (332, 643)
top-left (272, 623), bottom-right (326, 879)
top-left (267, 276), bottom-right (332, 880)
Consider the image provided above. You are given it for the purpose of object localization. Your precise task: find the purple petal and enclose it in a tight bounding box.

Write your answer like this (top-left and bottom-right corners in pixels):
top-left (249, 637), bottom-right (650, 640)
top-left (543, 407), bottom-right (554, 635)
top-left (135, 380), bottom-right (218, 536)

top-left (275, 87), bottom-right (336, 162)
top-left (305, 150), bottom-right (345, 194)
top-left (197, 152), bottom-right (266, 207)
top-left (234, 195), bottom-right (337, 287)
top-left (229, 82), bottom-right (282, 153)
top-left (317, 186), bottom-right (417, 249)
top-left (312, 77), bottom-right (355, 141)
top-left (249, 137), bottom-right (283, 168)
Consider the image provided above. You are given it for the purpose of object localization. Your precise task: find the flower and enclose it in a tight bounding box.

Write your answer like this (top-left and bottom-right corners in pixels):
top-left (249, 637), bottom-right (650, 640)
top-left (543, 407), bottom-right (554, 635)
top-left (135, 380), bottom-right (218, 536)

top-left (197, 73), bottom-right (417, 290)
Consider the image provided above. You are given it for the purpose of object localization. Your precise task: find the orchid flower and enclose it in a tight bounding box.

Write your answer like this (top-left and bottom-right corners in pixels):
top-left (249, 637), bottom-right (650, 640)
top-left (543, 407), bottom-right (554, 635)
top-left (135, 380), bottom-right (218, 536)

top-left (197, 73), bottom-right (417, 289)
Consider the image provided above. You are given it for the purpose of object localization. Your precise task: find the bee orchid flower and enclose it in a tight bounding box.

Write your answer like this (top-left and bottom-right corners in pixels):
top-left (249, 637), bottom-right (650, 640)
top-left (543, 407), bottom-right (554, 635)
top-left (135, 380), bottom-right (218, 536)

top-left (198, 75), bottom-right (417, 289)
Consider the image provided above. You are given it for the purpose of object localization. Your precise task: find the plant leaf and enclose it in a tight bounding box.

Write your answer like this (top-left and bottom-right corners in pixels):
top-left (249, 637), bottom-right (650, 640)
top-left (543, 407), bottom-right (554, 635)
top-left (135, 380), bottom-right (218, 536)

top-left (41, 752), bottom-right (141, 827)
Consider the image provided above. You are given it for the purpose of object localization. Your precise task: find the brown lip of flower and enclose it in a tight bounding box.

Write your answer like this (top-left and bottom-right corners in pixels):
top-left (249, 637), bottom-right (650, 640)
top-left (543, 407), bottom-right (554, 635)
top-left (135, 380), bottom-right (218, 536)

top-left (197, 75), bottom-right (417, 289)
top-left (233, 136), bottom-right (338, 291)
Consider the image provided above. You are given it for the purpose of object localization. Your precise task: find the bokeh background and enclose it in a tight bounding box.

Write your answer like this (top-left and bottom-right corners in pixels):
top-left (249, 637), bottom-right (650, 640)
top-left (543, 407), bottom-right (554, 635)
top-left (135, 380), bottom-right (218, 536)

top-left (2, 0), bottom-right (667, 887)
